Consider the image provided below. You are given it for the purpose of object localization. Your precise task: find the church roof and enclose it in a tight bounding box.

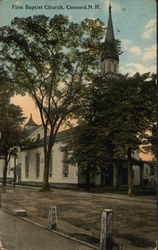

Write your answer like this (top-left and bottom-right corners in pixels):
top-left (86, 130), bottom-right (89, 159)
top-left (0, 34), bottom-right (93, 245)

top-left (25, 126), bottom-right (41, 137)
top-left (105, 4), bottom-right (115, 41)
top-left (23, 127), bottom-right (76, 150)
top-left (101, 2), bottom-right (119, 62)
top-left (25, 114), bottom-right (39, 128)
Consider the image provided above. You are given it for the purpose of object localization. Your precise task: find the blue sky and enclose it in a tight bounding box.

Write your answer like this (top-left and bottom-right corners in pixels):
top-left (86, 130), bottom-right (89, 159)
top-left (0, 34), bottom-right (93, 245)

top-left (0, 0), bottom-right (156, 122)
top-left (0, 0), bottom-right (156, 75)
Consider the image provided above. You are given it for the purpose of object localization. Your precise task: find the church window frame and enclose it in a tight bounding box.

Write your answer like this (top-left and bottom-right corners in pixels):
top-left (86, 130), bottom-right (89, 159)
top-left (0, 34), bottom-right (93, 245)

top-left (114, 63), bottom-right (117, 72)
top-left (63, 151), bottom-right (69, 178)
top-left (145, 168), bottom-right (149, 175)
top-left (108, 62), bottom-right (111, 72)
top-left (151, 167), bottom-right (154, 175)
top-left (37, 133), bottom-right (40, 141)
top-left (25, 152), bottom-right (30, 178)
top-left (35, 152), bottom-right (40, 178)
top-left (104, 62), bottom-right (106, 73)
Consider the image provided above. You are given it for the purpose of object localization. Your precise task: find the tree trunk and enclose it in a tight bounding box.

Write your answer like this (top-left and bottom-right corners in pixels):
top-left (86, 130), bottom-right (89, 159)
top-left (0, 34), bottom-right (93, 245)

top-left (3, 154), bottom-right (8, 186)
top-left (127, 147), bottom-right (133, 196)
top-left (140, 163), bottom-right (144, 188)
top-left (101, 168), bottom-right (105, 187)
top-left (41, 125), bottom-right (50, 192)
top-left (85, 172), bottom-right (91, 191)
top-left (41, 153), bottom-right (50, 191)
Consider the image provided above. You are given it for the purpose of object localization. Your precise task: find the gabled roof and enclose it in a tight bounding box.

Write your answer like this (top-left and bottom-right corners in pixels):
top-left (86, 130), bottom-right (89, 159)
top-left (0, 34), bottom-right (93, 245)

top-left (23, 127), bottom-right (76, 150)
top-left (25, 126), bottom-right (42, 137)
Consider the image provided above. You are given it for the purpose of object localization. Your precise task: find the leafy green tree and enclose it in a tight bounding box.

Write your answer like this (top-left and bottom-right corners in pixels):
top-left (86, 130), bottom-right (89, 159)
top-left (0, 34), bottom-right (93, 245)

top-left (98, 73), bottom-right (156, 196)
top-left (62, 124), bottom-right (114, 191)
top-left (61, 76), bottom-right (115, 190)
top-left (0, 88), bottom-right (26, 185)
top-left (0, 15), bottom-right (105, 190)
top-left (63, 73), bottom-right (156, 194)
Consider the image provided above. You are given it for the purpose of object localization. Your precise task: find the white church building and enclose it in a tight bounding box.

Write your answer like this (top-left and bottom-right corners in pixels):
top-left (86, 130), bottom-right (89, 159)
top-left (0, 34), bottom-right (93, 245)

top-left (0, 3), bottom-right (154, 188)
top-left (0, 115), bottom-right (79, 187)
top-left (0, 113), bottom-right (154, 188)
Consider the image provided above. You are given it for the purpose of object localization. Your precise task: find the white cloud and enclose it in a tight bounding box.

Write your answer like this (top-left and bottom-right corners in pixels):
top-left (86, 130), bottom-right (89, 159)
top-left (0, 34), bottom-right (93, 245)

top-left (146, 19), bottom-right (156, 29)
top-left (99, 0), bottom-right (121, 13)
top-left (122, 39), bottom-right (131, 50)
top-left (120, 63), bottom-right (156, 75)
top-left (127, 43), bottom-right (156, 62)
top-left (129, 46), bottom-right (141, 55)
top-left (142, 44), bottom-right (156, 61)
top-left (143, 30), bottom-right (153, 39)
top-left (142, 19), bottom-right (156, 39)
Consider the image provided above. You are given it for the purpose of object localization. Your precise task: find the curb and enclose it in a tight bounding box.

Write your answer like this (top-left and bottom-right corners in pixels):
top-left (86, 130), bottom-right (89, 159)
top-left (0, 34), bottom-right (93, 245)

top-left (91, 194), bottom-right (156, 204)
top-left (3, 184), bottom-right (156, 204)
top-left (0, 208), bottom-right (98, 250)
top-left (0, 208), bottom-right (122, 249)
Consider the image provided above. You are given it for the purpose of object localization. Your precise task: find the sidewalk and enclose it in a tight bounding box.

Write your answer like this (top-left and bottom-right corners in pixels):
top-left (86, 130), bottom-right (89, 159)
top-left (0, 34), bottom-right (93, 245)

top-left (4, 183), bottom-right (156, 204)
top-left (0, 209), bottom-right (95, 250)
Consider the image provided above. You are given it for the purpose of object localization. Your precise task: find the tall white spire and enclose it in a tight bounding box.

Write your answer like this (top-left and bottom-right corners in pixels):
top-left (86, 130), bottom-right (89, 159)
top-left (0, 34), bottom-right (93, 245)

top-left (101, 0), bottom-right (119, 74)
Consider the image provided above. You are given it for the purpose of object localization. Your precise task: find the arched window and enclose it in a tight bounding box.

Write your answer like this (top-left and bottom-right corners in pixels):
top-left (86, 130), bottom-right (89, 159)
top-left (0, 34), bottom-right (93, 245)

top-left (114, 63), bottom-right (117, 72)
top-left (104, 62), bottom-right (106, 73)
top-left (37, 133), bottom-right (40, 141)
top-left (25, 152), bottom-right (30, 178)
top-left (108, 63), bottom-right (111, 72)
top-left (63, 151), bottom-right (69, 177)
top-left (36, 152), bottom-right (40, 178)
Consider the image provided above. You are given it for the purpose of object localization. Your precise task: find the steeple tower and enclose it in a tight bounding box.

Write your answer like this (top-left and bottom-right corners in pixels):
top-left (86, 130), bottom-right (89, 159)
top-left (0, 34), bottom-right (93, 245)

top-left (101, 0), bottom-right (119, 74)
top-left (25, 113), bottom-right (39, 130)
top-left (105, 0), bottom-right (115, 41)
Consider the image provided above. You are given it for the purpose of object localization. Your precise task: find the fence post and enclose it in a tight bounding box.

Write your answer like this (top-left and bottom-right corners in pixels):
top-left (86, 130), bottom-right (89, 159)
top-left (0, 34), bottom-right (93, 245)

top-left (48, 205), bottom-right (57, 230)
top-left (153, 240), bottom-right (158, 250)
top-left (100, 209), bottom-right (113, 250)
top-left (0, 191), bottom-right (1, 207)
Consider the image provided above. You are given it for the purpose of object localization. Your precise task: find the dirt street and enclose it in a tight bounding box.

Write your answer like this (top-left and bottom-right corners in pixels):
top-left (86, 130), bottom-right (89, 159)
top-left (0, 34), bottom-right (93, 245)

top-left (1, 186), bottom-right (157, 250)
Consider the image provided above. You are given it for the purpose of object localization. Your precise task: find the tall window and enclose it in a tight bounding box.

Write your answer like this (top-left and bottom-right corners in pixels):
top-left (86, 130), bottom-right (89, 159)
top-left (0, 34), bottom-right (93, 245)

top-left (145, 168), bottom-right (149, 175)
top-left (25, 152), bottom-right (30, 178)
top-left (37, 133), bottom-right (40, 141)
top-left (101, 62), bottom-right (105, 73)
top-left (108, 63), bottom-right (111, 72)
top-left (104, 62), bottom-right (106, 73)
top-left (63, 152), bottom-right (69, 177)
top-left (49, 154), bottom-right (53, 178)
top-left (36, 152), bottom-right (40, 178)
top-left (114, 63), bottom-right (117, 72)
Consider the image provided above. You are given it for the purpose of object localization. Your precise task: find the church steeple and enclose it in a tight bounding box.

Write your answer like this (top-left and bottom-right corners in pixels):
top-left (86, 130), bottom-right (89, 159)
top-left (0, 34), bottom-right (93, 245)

top-left (25, 113), bottom-right (39, 129)
top-left (105, 1), bottom-right (115, 41)
top-left (101, 0), bottom-right (119, 75)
